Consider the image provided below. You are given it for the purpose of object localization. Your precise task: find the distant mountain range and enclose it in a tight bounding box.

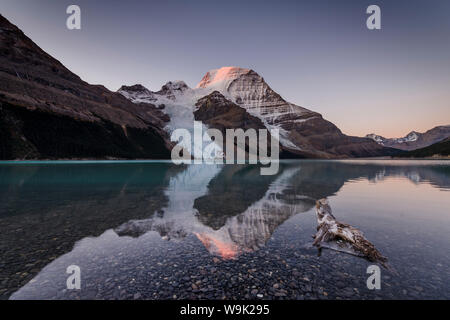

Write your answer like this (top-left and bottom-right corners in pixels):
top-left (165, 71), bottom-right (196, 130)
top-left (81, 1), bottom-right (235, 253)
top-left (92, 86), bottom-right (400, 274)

top-left (0, 14), bottom-right (427, 160)
top-left (366, 125), bottom-right (450, 151)
top-left (398, 137), bottom-right (450, 158)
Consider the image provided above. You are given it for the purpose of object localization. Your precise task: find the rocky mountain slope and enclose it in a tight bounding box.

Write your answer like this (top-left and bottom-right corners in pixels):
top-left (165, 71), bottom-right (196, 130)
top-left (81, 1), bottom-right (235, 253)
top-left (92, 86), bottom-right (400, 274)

top-left (193, 91), bottom-right (272, 157)
top-left (120, 67), bottom-right (395, 158)
top-left (194, 91), bottom-right (265, 131)
top-left (366, 125), bottom-right (450, 151)
top-left (0, 15), bottom-right (172, 160)
top-left (196, 67), bottom-right (399, 158)
top-left (397, 137), bottom-right (450, 158)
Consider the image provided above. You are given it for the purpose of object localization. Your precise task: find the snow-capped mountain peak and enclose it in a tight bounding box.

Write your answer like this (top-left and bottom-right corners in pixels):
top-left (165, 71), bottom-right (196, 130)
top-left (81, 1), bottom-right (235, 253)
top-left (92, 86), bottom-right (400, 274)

top-left (195, 66), bottom-right (321, 151)
top-left (156, 80), bottom-right (192, 101)
top-left (196, 66), bottom-right (251, 90)
top-left (366, 131), bottom-right (420, 147)
top-left (366, 133), bottom-right (387, 145)
top-left (117, 84), bottom-right (156, 102)
top-left (366, 126), bottom-right (450, 151)
top-left (405, 131), bottom-right (419, 142)
top-left (118, 67), bottom-right (392, 158)
top-left (158, 80), bottom-right (190, 93)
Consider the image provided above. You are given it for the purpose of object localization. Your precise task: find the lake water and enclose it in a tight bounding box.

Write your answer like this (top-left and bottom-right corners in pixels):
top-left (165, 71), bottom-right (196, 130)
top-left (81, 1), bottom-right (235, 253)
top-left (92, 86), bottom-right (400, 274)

top-left (0, 160), bottom-right (449, 300)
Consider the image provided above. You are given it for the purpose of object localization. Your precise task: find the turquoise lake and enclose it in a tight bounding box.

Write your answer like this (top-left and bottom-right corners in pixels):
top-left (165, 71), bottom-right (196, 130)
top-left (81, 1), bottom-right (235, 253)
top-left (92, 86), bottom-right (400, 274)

top-left (0, 160), bottom-right (449, 300)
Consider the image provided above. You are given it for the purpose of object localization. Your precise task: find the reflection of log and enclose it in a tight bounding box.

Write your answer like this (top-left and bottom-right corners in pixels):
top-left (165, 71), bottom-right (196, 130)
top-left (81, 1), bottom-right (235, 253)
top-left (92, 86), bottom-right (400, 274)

top-left (314, 198), bottom-right (389, 269)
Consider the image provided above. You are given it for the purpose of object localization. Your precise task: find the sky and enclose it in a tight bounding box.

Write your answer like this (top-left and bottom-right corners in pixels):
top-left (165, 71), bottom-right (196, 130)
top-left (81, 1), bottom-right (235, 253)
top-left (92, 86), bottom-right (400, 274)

top-left (1, 0), bottom-right (449, 137)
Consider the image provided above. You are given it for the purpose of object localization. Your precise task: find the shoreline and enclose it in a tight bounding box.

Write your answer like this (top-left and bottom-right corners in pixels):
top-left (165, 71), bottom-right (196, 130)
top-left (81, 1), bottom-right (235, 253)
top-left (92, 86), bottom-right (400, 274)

top-left (0, 157), bottom-right (449, 163)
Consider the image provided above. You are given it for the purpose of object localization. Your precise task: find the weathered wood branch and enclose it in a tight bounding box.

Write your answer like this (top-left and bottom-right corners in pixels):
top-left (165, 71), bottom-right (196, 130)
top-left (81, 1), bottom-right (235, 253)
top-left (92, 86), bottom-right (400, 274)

top-left (314, 198), bottom-right (390, 269)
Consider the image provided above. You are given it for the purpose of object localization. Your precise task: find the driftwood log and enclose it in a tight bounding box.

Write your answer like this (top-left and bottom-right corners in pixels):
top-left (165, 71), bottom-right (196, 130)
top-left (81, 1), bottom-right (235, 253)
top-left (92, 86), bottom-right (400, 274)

top-left (313, 198), bottom-right (389, 269)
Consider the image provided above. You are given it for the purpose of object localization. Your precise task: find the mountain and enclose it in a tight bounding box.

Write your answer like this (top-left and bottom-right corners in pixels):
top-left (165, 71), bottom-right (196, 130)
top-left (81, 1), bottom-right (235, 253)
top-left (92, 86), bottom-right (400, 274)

top-left (197, 67), bottom-right (397, 158)
top-left (120, 67), bottom-right (395, 158)
top-left (0, 14), bottom-right (172, 160)
top-left (117, 84), bottom-right (157, 103)
top-left (397, 137), bottom-right (450, 158)
top-left (193, 91), bottom-right (272, 157)
top-left (0, 13), bottom-right (402, 160)
top-left (194, 91), bottom-right (268, 135)
top-left (366, 131), bottom-right (420, 146)
top-left (366, 125), bottom-right (450, 151)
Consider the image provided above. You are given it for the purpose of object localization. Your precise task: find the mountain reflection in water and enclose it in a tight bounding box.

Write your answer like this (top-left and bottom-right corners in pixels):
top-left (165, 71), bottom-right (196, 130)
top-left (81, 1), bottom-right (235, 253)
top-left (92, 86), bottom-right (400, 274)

top-left (0, 160), bottom-right (449, 300)
top-left (115, 166), bottom-right (309, 259)
top-left (114, 161), bottom-right (450, 259)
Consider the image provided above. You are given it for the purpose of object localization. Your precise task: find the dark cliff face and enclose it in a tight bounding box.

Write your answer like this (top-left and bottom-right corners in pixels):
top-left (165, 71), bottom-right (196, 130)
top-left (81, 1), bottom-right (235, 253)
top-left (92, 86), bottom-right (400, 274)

top-left (0, 14), bottom-right (172, 160)
top-left (285, 116), bottom-right (399, 158)
top-left (194, 91), bottom-right (272, 157)
top-left (194, 91), bottom-right (267, 132)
